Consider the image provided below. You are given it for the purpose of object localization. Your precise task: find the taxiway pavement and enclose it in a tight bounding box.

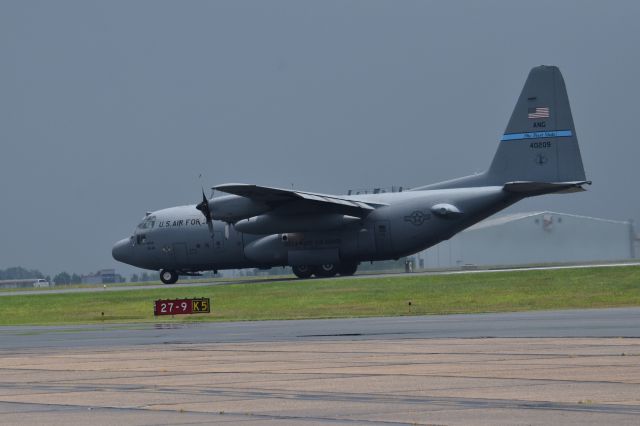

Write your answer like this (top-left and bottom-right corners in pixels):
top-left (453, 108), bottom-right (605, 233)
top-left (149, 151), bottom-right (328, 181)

top-left (1, 309), bottom-right (640, 425)
top-left (1, 307), bottom-right (639, 350)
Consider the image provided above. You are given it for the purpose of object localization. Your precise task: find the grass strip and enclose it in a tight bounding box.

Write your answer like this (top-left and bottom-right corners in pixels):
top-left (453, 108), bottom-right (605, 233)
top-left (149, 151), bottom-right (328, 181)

top-left (0, 266), bottom-right (638, 326)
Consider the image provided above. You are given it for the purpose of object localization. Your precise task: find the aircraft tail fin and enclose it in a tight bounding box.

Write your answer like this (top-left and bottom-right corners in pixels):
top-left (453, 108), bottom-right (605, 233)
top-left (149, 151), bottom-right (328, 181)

top-left (487, 65), bottom-right (587, 185)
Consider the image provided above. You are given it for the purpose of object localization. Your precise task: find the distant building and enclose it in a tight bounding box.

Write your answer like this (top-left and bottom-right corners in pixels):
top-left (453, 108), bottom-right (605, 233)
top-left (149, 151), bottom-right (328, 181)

top-left (0, 279), bottom-right (51, 289)
top-left (414, 211), bottom-right (637, 269)
top-left (82, 269), bottom-right (117, 284)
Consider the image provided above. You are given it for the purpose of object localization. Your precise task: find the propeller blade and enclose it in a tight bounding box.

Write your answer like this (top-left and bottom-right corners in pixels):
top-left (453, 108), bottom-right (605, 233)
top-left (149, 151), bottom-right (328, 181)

top-left (196, 189), bottom-right (215, 239)
top-left (206, 220), bottom-right (214, 239)
top-left (196, 190), bottom-right (212, 223)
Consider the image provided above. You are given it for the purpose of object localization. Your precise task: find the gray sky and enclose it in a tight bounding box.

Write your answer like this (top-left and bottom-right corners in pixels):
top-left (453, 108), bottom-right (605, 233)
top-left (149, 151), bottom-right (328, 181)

top-left (1, 0), bottom-right (639, 276)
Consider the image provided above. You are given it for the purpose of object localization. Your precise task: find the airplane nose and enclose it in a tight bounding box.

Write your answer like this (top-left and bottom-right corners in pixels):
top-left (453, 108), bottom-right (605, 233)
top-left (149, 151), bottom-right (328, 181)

top-left (112, 238), bottom-right (133, 263)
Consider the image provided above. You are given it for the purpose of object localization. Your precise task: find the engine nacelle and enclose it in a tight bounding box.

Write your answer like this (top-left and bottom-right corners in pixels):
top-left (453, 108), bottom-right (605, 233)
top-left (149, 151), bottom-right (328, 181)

top-left (235, 214), bottom-right (360, 235)
top-left (209, 195), bottom-right (270, 222)
top-left (244, 234), bottom-right (341, 266)
top-left (244, 234), bottom-right (287, 264)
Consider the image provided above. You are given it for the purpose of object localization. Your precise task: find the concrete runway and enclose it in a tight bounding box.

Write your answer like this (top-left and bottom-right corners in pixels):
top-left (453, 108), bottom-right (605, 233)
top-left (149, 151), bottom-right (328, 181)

top-left (1, 308), bottom-right (640, 425)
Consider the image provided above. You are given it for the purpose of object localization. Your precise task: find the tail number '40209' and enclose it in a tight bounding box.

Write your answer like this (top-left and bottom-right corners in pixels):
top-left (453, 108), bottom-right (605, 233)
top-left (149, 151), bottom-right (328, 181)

top-left (530, 141), bottom-right (552, 149)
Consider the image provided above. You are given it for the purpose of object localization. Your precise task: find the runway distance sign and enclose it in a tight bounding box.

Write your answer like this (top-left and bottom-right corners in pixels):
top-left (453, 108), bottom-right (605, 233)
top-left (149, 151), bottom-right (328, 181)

top-left (154, 298), bottom-right (210, 316)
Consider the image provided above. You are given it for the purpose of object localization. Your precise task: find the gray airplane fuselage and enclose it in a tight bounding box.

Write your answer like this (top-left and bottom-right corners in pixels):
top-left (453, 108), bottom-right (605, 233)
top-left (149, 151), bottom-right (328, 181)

top-left (114, 186), bottom-right (519, 273)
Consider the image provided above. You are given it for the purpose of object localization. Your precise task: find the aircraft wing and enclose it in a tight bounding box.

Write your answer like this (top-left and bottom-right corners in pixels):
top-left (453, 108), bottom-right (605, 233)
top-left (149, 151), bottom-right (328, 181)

top-left (214, 183), bottom-right (382, 217)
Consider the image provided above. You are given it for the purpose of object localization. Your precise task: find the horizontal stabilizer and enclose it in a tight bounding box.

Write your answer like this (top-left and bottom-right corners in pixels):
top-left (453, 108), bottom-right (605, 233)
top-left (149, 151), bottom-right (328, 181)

top-left (503, 181), bottom-right (591, 196)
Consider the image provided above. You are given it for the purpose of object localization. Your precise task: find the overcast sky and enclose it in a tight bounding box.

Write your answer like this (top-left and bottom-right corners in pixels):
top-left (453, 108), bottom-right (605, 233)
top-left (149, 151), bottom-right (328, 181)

top-left (1, 0), bottom-right (639, 276)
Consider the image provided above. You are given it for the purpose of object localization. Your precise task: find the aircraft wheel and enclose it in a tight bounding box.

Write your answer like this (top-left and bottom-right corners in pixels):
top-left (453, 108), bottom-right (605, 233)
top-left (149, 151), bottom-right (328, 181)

top-left (292, 265), bottom-right (314, 279)
top-left (159, 269), bottom-right (179, 284)
top-left (314, 263), bottom-right (338, 278)
top-left (338, 262), bottom-right (358, 276)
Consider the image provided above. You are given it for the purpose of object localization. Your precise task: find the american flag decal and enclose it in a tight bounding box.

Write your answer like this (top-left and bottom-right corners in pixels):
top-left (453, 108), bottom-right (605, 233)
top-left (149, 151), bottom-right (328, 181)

top-left (528, 107), bottom-right (550, 119)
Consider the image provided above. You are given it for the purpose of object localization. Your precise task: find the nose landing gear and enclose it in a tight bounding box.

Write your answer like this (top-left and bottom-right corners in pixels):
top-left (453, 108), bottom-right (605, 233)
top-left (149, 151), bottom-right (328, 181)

top-left (159, 269), bottom-right (179, 285)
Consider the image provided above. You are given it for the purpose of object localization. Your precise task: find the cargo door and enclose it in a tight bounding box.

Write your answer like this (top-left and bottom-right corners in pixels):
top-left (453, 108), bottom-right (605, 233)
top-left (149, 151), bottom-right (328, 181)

top-left (374, 220), bottom-right (392, 256)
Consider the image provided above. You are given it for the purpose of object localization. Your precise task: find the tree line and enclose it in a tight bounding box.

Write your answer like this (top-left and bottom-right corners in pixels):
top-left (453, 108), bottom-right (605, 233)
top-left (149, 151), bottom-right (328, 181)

top-left (0, 267), bottom-right (85, 285)
top-left (0, 266), bottom-right (45, 280)
top-left (0, 267), bottom-right (134, 285)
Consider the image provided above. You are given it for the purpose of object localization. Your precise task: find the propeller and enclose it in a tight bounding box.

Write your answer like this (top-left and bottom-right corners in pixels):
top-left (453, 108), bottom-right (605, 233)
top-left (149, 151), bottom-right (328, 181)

top-left (196, 188), bottom-right (214, 239)
top-left (196, 185), bottom-right (231, 241)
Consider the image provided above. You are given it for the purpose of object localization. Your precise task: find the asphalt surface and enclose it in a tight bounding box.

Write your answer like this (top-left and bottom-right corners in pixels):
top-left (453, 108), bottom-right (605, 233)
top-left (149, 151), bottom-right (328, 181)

top-left (1, 309), bottom-right (640, 425)
top-left (1, 307), bottom-right (639, 350)
top-left (2, 261), bottom-right (639, 297)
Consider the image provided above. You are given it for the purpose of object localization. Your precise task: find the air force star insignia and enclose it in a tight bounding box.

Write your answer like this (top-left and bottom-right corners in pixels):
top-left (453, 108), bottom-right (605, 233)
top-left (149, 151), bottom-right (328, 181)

top-left (404, 210), bottom-right (431, 226)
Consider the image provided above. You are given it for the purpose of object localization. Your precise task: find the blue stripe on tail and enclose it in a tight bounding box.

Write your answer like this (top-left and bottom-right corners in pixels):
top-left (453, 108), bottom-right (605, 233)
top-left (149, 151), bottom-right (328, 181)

top-left (501, 130), bottom-right (573, 141)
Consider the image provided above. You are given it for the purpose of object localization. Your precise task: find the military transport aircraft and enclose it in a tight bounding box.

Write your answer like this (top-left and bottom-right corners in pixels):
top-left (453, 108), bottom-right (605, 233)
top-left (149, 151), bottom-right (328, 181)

top-left (113, 66), bottom-right (589, 284)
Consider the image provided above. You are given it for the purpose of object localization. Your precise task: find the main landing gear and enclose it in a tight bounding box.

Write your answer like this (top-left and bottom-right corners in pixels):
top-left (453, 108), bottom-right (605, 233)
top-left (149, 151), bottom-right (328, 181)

top-left (292, 262), bottom-right (358, 279)
top-left (291, 265), bottom-right (314, 279)
top-left (159, 269), bottom-right (179, 285)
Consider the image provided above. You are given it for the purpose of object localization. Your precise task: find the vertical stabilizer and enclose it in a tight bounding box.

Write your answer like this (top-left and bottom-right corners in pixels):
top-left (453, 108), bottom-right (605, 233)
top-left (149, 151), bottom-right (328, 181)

top-left (487, 66), bottom-right (586, 184)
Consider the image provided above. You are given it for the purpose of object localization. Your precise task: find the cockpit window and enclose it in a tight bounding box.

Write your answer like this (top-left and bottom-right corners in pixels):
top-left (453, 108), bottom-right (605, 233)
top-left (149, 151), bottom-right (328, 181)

top-left (137, 215), bottom-right (156, 230)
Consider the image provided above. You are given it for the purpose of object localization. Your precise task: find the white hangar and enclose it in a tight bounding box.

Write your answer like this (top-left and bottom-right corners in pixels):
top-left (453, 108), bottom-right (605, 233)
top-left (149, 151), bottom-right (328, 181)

top-left (416, 211), bottom-right (637, 269)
